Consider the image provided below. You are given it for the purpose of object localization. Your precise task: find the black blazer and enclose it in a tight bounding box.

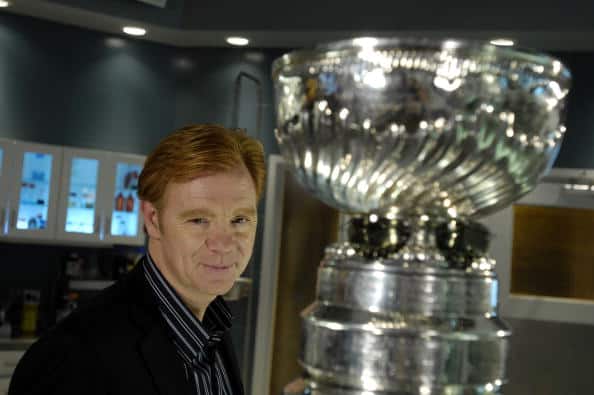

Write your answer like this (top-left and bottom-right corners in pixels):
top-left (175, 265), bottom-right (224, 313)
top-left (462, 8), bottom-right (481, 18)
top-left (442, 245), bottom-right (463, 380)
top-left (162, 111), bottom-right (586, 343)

top-left (8, 260), bottom-right (244, 395)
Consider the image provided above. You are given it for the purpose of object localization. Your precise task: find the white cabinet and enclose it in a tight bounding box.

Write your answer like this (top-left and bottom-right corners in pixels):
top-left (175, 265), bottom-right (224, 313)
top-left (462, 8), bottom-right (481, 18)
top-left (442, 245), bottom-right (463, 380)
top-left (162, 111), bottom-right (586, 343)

top-left (3, 142), bottom-right (63, 241)
top-left (55, 148), bottom-right (145, 246)
top-left (0, 139), bottom-right (145, 246)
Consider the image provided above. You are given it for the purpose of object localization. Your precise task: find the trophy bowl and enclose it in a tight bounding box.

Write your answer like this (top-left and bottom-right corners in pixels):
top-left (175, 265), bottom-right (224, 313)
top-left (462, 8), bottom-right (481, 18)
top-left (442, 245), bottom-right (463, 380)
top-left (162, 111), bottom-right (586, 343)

top-left (273, 37), bottom-right (571, 218)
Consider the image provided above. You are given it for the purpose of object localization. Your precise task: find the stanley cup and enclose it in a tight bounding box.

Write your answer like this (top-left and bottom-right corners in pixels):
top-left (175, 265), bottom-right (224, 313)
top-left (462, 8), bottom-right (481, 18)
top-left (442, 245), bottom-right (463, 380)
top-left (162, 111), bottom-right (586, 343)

top-left (272, 38), bottom-right (571, 395)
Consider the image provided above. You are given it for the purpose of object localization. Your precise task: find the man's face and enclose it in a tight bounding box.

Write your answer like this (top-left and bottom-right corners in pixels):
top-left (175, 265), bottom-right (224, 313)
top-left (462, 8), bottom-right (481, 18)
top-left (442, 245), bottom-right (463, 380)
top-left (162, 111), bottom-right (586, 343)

top-left (143, 165), bottom-right (258, 303)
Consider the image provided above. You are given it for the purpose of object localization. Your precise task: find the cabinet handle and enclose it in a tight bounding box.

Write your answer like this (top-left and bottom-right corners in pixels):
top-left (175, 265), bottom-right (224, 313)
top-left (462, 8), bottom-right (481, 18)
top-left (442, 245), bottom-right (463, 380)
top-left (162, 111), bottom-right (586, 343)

top-left (10, 209), bottom-right (16, 228)
top-left (1, 204), bottom-right (9, 234)
top-left (106, 214), bottom-right (111, 236)
top-left (98, 212), bottom-right (105, 240)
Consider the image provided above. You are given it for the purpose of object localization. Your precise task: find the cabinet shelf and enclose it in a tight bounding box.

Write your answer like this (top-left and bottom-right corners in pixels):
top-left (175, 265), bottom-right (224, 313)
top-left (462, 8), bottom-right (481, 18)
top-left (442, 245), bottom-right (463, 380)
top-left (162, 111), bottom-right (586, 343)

top-left (69, 280), bottom-right (115, 291)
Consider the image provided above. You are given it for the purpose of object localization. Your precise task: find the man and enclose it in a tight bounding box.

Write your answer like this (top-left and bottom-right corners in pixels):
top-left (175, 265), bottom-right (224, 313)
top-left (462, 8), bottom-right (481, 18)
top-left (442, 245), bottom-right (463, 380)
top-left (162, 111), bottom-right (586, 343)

top-left (9, 124), bottom-right (266, 395)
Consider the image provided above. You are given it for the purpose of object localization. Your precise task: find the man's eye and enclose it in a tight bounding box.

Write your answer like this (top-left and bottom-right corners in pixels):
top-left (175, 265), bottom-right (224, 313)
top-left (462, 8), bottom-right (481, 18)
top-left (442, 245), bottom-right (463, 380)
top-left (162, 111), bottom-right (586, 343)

top-left (232, 216), bottom-right (250, 225)
top-left (190, 218), bottom-right (208, 225)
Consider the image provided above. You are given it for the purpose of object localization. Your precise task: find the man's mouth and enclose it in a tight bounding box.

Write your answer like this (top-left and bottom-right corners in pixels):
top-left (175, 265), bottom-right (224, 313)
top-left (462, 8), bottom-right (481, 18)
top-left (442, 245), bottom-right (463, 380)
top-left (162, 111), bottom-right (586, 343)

top-left (203, 263), bottom-right (233, 271)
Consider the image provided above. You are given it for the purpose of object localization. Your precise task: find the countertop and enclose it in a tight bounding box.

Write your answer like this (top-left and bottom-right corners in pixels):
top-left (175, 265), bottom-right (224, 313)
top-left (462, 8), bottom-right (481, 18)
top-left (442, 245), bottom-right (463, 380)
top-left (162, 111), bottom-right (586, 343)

top-left (0, 338), bottom-right (37, 351)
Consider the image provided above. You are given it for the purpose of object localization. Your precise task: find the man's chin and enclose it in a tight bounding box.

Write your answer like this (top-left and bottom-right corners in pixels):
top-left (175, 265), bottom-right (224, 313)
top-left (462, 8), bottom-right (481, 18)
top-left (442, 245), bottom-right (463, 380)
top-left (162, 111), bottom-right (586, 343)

top-left (200, 281), bottom-right (236, 298)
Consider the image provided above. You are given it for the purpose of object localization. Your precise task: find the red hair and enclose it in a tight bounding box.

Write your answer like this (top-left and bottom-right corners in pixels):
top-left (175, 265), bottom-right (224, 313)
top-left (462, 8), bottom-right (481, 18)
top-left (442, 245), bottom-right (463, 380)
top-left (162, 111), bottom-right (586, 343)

top-left (138, 124), bottom-right (266, 208)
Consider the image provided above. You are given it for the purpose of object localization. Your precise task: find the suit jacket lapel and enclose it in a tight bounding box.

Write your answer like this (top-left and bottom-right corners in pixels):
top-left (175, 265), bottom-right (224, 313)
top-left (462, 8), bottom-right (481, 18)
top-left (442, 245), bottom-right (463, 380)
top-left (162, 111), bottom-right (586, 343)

top-left (140, 324), bottom-right (193, 395)
top-left (126, 258), bottom-right (192, 395)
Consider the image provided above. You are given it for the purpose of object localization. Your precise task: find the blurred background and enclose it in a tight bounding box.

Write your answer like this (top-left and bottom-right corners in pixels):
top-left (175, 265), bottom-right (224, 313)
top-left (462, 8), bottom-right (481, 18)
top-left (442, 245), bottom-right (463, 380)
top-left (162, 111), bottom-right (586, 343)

top-left (1, 1), bottom-right (594, 394)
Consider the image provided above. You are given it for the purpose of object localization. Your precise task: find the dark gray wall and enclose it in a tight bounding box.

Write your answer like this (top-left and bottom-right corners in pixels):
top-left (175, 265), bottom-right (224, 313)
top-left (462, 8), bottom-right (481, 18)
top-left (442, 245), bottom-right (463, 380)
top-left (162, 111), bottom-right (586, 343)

top-left (551, 52), bottom-right (594, 168)
top-left (172, 49), bottom-right (278, 148)
top-left (0, 12), bottom-right (280, 155)
top-left (0, 13), bottom-right (173, 153)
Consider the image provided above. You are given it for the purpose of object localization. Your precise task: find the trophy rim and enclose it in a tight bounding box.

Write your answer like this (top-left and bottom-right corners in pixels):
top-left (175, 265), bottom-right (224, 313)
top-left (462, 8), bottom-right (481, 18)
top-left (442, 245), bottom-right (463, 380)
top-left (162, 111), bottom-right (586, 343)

top-left (272, 36), bottom-right (571, 79)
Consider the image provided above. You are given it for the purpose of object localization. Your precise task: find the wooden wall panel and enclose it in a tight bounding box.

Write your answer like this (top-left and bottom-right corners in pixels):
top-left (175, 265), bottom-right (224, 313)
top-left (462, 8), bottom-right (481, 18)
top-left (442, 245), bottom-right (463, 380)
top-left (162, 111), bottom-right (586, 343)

top-left (511, 205), bottom-right (594, 301)
top-left (269, 173), bottom-right (339, 395)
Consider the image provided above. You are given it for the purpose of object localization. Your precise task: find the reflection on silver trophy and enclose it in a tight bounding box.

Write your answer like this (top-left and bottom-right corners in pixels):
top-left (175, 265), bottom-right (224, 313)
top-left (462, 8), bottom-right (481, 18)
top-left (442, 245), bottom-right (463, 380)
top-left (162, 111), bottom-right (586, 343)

top-left (272, 38), bottom-right (571, 395)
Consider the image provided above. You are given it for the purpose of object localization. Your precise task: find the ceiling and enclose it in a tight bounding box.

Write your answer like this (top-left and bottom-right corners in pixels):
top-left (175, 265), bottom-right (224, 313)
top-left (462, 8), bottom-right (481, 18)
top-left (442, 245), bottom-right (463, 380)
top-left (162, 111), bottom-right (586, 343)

top-left (4, 0), bottom-right (594, 51)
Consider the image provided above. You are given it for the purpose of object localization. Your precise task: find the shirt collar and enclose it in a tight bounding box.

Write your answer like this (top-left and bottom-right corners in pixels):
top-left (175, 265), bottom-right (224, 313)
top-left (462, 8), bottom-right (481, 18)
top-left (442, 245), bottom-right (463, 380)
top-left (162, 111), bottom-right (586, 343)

top-left (142, 253), bottom-right (233, 362)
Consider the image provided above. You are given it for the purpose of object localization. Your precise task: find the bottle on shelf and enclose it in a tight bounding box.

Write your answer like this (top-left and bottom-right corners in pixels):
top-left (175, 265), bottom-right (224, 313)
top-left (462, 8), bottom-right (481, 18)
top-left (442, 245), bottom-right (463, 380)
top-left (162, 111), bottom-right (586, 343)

top-left (126, 193), bottom-right (135, 212)
top-left (115, 192), bottom-right (124, 211)
top-left (20, 289), bottom-right (40, 337)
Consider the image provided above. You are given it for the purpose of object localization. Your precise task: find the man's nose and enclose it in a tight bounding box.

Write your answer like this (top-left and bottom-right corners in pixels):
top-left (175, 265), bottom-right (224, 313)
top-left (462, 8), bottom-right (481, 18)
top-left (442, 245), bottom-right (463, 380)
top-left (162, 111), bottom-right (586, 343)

top-left (205, 228), bottom-right (234, 253)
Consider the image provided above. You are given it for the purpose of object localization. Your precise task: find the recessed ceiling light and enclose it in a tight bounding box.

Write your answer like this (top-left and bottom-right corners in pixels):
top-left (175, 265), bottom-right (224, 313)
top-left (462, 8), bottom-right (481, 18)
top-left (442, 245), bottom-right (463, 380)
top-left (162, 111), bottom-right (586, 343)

top-left (490, 38), bottom-right (515, 47)
top-left (122, 26), bottom-right (146, 36)
top-left (443, 40), bottom-right (462, 50)
top-left (226, 37), bottom-right (249, 46)
top-left (0, 1), bottom-right (10, 7)
top-left (352, 37), bottom-right (378, 47)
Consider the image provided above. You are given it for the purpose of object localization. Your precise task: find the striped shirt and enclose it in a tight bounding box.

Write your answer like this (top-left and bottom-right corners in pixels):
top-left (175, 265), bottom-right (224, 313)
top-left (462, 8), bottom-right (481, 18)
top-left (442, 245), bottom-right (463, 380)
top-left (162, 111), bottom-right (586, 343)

top-left (143, 254), bottom-right (234, 395)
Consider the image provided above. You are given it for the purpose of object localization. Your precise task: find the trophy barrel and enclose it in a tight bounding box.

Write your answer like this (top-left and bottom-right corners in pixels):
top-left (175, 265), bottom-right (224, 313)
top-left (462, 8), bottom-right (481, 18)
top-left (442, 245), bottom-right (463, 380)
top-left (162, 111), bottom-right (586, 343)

top-left (299, 254), bottom-right (509, 394)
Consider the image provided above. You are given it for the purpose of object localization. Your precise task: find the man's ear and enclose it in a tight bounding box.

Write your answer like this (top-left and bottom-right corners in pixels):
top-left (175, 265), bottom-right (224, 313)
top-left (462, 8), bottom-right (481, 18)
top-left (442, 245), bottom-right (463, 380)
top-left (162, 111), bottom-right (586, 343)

top-left (141, 200), bottom-right (161, 239)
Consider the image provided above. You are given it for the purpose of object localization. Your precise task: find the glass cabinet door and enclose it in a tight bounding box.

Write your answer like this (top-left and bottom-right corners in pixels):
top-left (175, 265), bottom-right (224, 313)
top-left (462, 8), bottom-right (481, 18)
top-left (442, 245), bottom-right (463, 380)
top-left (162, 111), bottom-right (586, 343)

top-left (103, 153), bottom-right (145, 246)
top-left (66, 158), bottom-right (99, 234)
top-left (56, 148), bottom-right (109, 243)
top-left (8, 142), bottom-right (63, 240)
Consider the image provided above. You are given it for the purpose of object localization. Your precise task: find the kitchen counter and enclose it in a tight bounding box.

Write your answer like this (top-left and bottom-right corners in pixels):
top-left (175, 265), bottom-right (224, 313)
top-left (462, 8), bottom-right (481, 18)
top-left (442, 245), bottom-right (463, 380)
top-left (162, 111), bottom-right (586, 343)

top-left (0, 338), bottom-right (36, 351)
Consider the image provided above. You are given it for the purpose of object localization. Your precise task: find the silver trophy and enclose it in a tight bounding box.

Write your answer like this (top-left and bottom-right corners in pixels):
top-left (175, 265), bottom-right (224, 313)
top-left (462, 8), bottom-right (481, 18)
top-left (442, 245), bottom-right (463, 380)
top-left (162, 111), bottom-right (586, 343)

top-left (272, 38), bottom-right (571, 395)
